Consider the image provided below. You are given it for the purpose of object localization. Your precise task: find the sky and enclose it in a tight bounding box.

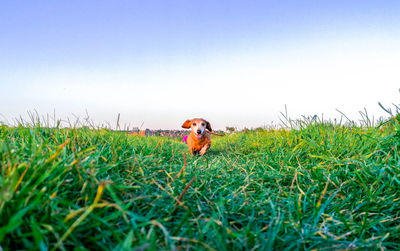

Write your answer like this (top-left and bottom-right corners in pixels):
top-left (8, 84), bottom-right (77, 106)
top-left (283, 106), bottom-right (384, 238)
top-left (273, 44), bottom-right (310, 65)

top-left (1, 0), bottom-right (400, 130)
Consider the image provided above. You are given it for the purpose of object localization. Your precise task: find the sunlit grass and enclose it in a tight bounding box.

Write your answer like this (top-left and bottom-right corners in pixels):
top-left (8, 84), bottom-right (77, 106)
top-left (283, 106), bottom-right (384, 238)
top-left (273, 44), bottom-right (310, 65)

top-left (1, 114), bottom-right (400, 250)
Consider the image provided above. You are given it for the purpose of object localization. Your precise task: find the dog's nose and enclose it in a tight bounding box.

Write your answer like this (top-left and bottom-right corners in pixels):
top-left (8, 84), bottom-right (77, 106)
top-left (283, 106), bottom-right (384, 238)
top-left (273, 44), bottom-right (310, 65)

top-left (197, 130), bottom-right (201, 134)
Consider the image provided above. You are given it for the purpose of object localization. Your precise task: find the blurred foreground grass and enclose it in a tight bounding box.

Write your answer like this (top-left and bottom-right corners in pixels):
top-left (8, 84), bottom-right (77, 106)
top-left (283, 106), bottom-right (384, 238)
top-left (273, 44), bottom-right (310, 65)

top-left (1, 116), bottom-right (400, 250)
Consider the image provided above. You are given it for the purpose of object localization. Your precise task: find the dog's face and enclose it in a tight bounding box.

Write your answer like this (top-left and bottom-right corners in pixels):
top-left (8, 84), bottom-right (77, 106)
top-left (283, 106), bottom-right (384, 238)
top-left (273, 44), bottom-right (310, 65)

top-left (182, 118), bottom-right (212, 139)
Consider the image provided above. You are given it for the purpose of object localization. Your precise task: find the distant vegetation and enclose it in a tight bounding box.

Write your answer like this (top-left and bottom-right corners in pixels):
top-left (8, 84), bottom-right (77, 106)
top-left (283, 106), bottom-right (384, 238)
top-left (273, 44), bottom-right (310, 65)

top-left (1, 110), bottom-right (400, 250)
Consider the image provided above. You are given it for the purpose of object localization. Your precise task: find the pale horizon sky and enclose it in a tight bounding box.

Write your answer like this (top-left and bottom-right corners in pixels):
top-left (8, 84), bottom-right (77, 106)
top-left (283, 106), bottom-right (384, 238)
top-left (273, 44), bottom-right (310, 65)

top-left (1, 1), bottom-right (400, 130)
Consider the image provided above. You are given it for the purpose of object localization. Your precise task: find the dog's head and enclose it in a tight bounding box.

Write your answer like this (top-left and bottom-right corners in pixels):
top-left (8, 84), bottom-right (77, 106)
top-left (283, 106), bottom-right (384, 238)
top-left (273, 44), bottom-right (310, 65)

top-left (182, 118), bottom-right (212, 139)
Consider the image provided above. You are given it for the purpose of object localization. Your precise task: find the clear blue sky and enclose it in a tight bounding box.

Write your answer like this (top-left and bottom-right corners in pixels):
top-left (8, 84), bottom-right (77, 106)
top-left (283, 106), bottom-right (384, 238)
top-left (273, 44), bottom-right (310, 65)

top-left (1, 1), bottom-right (400, 129)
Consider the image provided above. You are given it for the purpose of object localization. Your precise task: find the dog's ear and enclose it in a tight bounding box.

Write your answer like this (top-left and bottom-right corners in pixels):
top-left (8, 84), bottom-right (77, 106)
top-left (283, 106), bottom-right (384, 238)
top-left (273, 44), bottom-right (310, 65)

top-left (181, 119), bottom-right (192, 129)
top-left (206, 120), bottom-right (212, 132)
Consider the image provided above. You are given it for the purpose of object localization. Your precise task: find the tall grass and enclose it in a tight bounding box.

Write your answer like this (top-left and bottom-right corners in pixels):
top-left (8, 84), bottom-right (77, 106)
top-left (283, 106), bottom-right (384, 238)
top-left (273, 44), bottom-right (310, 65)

top-left (1, 112), bottom-right (400, 250)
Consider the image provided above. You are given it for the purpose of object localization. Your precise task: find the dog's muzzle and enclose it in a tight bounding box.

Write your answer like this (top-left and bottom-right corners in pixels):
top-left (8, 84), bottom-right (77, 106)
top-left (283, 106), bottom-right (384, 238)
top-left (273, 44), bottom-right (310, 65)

top-left (196, 130), bottom-right (203, 138)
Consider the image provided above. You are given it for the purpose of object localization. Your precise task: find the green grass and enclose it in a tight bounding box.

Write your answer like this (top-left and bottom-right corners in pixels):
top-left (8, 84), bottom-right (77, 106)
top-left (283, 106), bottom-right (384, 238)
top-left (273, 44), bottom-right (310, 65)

top-left (1, 117), bottom-right (400, 250)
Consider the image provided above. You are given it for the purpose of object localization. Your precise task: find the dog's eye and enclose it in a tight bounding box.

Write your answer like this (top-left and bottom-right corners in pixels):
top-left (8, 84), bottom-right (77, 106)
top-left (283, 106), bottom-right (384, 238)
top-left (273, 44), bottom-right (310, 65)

top-left (201, 123), bottom-right (205, 126)
top-left (192, 123), bottom-right (197, 126)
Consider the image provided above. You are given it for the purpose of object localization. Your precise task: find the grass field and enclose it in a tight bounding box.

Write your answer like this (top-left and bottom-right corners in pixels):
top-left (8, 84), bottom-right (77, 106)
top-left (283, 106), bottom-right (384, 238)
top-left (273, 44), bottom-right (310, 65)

top-left (1, 115), bottom-right (400, 250)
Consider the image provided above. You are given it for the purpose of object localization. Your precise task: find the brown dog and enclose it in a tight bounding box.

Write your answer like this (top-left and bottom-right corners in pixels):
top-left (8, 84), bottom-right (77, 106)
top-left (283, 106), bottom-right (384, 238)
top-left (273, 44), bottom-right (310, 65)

top-left (182, 118), bottom-right (212, 155)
